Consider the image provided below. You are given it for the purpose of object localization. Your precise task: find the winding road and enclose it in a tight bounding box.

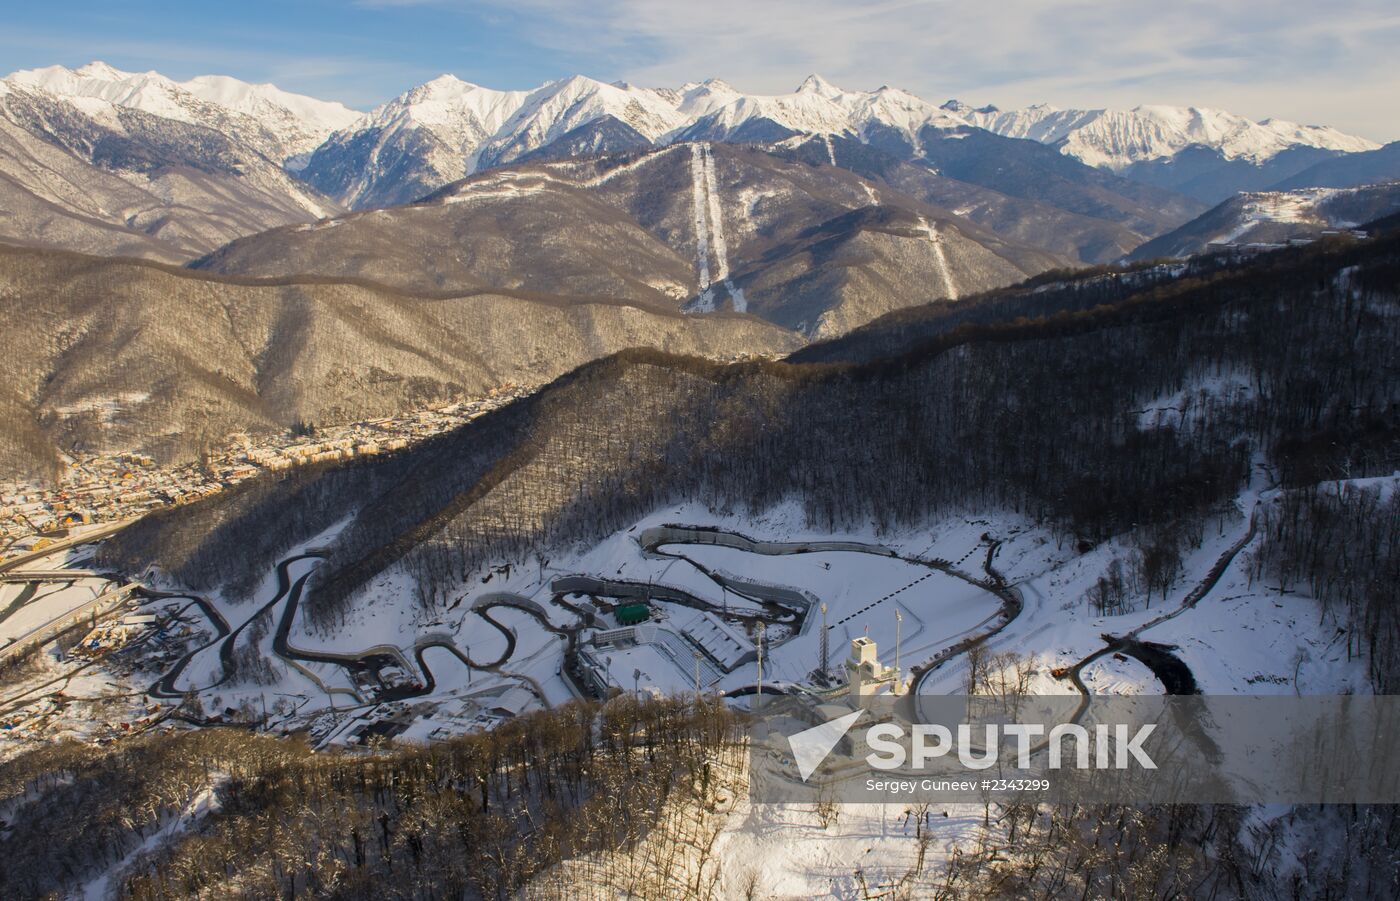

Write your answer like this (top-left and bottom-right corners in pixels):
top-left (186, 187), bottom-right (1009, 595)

top-left (1061, 510), bottom-right (1259, 707)
top-left (148, 552), bottom-right (567, 713)
top-left (25, 502), bottom-right (1259, 735)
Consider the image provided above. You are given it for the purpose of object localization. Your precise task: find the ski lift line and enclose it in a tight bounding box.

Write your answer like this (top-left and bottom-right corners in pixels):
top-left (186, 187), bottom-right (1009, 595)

top-left (834, 571), bottom-right (936, 625)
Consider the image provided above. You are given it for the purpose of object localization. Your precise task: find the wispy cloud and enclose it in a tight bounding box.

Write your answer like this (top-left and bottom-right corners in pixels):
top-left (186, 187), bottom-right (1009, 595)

top-left (477, 0), bottom-right (1400, 140)
top-left (5, 1), bottom-right (1397, 139)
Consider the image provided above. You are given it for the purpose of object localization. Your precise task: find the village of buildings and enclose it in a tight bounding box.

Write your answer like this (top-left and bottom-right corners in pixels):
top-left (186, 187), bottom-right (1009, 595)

top-left (0, 385), bottom-right (532, 563)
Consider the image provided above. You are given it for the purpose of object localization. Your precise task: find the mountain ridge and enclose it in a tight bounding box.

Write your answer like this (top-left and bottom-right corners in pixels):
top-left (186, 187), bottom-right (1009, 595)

top-left (194, 142), bottom-right (1065, 337)
top-left (283, 69), bottom-right (1378, 210)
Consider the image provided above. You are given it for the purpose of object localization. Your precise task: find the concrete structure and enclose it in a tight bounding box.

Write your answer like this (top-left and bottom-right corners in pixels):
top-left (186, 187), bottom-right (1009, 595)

top-left (845, 637), bottom-right (907, 697)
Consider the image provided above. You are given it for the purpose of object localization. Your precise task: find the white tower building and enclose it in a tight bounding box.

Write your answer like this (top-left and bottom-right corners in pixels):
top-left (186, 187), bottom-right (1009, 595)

top-left (845, 636), bottom-right (907, 697)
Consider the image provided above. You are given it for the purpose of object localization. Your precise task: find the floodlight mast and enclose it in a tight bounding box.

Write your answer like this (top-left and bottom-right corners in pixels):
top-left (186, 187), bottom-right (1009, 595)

top-left (895, 608), bottom-right (903, 693)
top-left (755, 621), bottom-right (766, 705)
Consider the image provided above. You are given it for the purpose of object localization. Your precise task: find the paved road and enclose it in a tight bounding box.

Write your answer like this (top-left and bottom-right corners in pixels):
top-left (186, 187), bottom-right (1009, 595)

top-left (0, 581), bottom-right (138, 664)
top-left (0, 521), bottom-right (131, 574)
top-left (150, 553), bottom-right (536, 708)
top-left (0, 570), bottom-right (102, 583)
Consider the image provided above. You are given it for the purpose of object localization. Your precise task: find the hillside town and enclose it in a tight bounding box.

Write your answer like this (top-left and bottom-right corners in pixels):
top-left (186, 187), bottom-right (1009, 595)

top-left (0, 385), bottom-right (532, 562)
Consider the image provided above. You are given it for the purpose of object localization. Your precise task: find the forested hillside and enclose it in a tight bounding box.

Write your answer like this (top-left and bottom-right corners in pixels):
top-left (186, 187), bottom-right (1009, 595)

top-left (0, 246), bottom-right (798, 477)
top-left (0, 697), bottom-right (742, 899)
top-left (104, 231), bottom-right (1400, 680)
top-left (194, 144), bottom-right (1063, 337)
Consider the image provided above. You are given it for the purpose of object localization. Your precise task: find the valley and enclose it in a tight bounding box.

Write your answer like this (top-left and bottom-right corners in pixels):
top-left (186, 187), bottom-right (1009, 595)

top-left (0, 32), bottom-right (1398, 898)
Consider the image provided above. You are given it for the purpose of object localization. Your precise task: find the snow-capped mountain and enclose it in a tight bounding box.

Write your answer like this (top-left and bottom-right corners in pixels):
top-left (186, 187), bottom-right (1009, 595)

top-left (0, 62), bottom-right (1385, 262)
top-left (299, 72), bottom-right (1380, 211)
top-left (299, 74), bottom-right (695, 208)
top-left (956, 102), bottom-right (1375, 170)
top-left (5, 61), bottom-right (361, 167)
top-left (678, 74), bottom-right (969, 152)
top-left (0, 63), bottom-right (346, 260)
top-left (951, 101), bottom-right (1380, 203)
top-left (472, 75), bottom-right (688, 169)
top-left (305, 71), bottom-right (975, 209)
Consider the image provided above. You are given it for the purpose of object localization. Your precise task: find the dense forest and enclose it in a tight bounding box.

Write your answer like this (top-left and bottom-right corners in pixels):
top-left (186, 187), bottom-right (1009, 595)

top-left (0, 697), bottom-right (742, 899)
top-left (5, 693), bottom-right (1395, 899)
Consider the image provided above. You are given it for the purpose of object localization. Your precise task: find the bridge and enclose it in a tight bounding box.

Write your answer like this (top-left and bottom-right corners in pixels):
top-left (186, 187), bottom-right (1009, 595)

top-left (0, 570), bottom-right (103, 583)
top-left (0, 520), bottom-right (131, 574)
top-left (0, 581), bottom-right (140, 664)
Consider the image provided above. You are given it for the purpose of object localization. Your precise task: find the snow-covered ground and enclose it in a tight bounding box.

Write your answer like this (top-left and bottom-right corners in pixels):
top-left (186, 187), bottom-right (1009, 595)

top-left (0, 580), bottom-right (109, 646)
top-left (4, 475), bottom-right (1390, 893)
top-left (708, 797), bottom-right (984, 898)
top-left (12, 475), bottom-right (1370, 755)
top-left (282, 500), bottom-right (1010, 708)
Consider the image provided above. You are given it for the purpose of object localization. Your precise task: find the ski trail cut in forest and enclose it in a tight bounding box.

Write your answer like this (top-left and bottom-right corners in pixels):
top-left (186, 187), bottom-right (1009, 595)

top-left (823, 134), bottom-right (837, 166)
top-left (702, 144), bottom-right (730, 284)
top-left (689, 143), bottom-right (715, 311)
top-left (688, 142), bottom-right (742, 313)
top-left (919, 215), bottom-right (959, 300)
top-left (579, 144), bottom-right (680, 188)
top-left (700, 142), bottom-right (744, 311)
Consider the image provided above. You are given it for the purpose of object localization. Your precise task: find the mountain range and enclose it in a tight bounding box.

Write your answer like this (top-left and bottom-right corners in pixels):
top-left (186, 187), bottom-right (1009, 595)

top-left (2, 62), bottom-right (1394, 271)
top-left (298, 70), bottom-right (1381, 209)
top-left (2, 61), bottom-right (1399, 475)
top-left (0, 63), bottom-right (347, 262)
top-left (194, 142), bottom-right (1064, 335)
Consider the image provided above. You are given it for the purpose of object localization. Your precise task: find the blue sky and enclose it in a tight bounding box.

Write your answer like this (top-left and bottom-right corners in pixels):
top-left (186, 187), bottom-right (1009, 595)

top-left (4, 0), bottom-right (1398, 141)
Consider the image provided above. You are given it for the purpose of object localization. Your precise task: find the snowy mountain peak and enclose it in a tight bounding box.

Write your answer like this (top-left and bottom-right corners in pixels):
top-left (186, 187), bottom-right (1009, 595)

top-left (939, 99), bottom-right (1002, 117)
top-left (469, 74), bottom-right (687, 167)
top-left (796, 74), bottom-right (843, 98)
top-left (5, 61), bottom-right (363, 163)
top-left (74, 60), bottom-right (134, 80)
top-left (960, 101), bottom-right (1379, 169)
top-left (426, 73), bottom-right (470, 88)
top-left (180, 74), bottom-right (359, 134)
